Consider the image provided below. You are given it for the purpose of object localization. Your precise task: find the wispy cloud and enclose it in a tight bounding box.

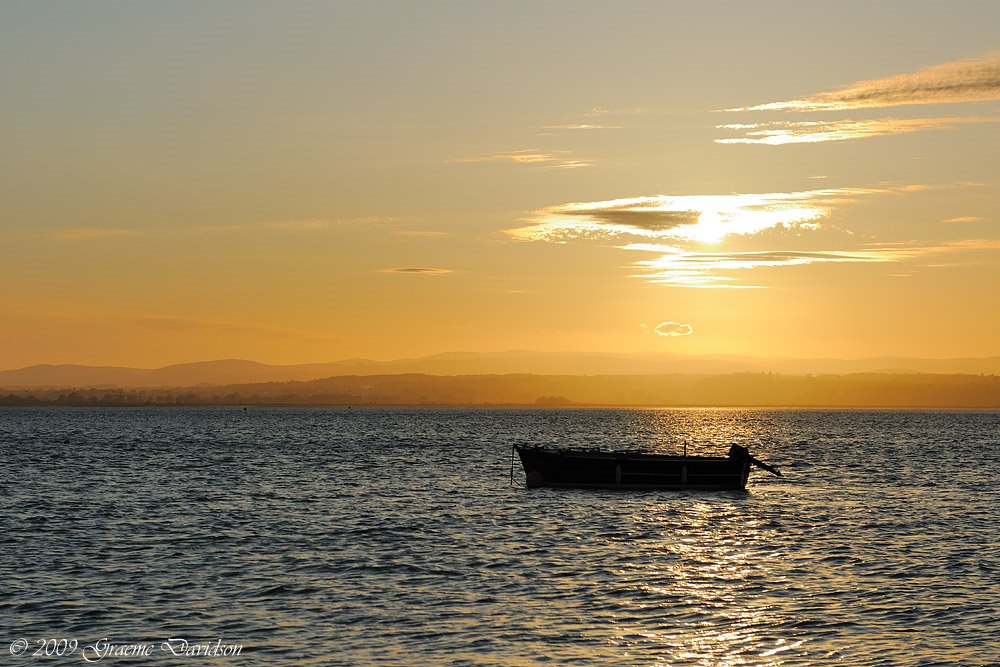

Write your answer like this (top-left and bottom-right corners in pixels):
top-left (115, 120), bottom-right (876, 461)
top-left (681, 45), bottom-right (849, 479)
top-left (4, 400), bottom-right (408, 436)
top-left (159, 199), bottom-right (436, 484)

top-left (49, 228), bottom-right (132, 239)
top-left (727, 53), bottom-right (1000, 112)
top-left (942, 238), bottom-right (1000, 250)
top-left (382, 268), bottom-right (453, 275)
top-left (393, 230), bottom-right (448, 237)
top-left (587, 106), bottom-right (648, 117)
top-left (715, 117), bottom-right (995, 145)
top-left (623, 243), bottom-right (917, 288)
top-left (542, 124), bottom-right (622, 130)
top-left (619, 238), bottom-right (1000, 288)
top-left (537, 106), bottom-right (645, 132)
top-left (943, 215), bottom-right (982, 223)
top-left (449, 150), bottom-right (591, 169)
top-left (255, 219), bottom-right (335, 231)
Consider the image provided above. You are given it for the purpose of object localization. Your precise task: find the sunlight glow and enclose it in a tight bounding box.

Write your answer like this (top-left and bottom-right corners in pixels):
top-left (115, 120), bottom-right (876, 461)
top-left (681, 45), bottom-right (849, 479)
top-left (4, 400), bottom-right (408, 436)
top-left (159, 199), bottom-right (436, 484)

top-left (503, 185), bottom-right (959, 287)
top-left (508, 192), bottom-right (831, 244)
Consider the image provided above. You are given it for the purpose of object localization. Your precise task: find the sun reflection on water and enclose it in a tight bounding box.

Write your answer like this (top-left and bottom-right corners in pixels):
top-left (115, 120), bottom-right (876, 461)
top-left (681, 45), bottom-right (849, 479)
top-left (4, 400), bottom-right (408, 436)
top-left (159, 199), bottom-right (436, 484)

top-left (596, 495), bottom-right (805, 666)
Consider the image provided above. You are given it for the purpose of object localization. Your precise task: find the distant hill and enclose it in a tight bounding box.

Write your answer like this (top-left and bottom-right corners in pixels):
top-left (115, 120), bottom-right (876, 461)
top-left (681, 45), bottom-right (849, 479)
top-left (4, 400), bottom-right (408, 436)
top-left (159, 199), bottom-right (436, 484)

top-left (1, 351), bottom-right (999, 388)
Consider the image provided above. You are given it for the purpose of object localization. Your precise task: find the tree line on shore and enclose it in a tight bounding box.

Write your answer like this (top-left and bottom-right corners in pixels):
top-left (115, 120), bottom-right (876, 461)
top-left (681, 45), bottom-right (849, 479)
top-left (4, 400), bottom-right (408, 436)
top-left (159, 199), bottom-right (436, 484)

top-left (2, 372), bottom-right (999, 408)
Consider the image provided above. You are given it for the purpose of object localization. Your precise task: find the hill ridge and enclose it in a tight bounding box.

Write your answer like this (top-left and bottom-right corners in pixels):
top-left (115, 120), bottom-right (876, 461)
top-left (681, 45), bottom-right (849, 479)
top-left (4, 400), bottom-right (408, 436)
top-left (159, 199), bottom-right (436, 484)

top-left (1, 351), bottom-right (999, 388)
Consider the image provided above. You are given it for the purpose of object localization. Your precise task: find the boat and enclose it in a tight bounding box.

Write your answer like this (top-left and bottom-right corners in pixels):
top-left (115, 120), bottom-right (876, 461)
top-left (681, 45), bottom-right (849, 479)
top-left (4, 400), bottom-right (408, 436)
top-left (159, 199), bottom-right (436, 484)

top-left (512, 443), bottom-right (781, 490)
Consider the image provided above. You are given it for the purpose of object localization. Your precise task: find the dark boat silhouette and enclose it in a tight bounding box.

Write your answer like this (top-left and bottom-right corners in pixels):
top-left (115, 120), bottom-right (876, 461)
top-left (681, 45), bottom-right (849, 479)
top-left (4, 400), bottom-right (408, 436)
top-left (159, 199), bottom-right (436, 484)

top-left (513, 443), bottom-right (781, 490)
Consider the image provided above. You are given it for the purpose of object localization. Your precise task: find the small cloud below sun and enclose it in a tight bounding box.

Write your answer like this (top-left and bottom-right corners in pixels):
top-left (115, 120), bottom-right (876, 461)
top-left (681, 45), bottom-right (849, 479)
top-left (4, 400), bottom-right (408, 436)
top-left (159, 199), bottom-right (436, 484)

top-left (643, 321), bottom-right (694, 337)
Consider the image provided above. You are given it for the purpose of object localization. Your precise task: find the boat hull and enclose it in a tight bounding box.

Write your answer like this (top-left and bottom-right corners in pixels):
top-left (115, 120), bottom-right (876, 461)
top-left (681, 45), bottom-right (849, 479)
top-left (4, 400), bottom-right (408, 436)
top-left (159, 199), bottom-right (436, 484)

top-left (515, 445), bottom-right (752, 491)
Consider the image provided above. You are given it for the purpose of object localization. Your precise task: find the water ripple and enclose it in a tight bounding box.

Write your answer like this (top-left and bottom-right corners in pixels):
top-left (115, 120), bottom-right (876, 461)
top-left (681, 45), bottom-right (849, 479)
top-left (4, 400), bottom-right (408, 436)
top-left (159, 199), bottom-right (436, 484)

top-left (1, 407), bottom-right (998, 666)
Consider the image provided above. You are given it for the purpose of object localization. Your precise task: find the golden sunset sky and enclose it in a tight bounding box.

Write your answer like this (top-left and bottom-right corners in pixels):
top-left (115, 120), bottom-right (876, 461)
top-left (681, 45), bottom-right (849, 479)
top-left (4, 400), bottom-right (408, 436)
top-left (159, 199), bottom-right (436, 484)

top-left (2, 2), bottom-right (999, 368)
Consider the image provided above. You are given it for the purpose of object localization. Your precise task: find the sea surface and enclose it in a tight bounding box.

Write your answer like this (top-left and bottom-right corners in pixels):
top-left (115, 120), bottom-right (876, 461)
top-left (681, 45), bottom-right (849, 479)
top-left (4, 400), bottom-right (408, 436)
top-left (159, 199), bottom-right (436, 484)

top-left (1, 407), bottom-right (998, 666)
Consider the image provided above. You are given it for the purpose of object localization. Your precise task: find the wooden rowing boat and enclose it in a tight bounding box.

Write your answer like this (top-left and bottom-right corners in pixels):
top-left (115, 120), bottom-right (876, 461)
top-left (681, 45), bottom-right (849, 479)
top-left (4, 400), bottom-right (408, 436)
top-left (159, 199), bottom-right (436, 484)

top-left (513, 443), bottom-right (781, 490)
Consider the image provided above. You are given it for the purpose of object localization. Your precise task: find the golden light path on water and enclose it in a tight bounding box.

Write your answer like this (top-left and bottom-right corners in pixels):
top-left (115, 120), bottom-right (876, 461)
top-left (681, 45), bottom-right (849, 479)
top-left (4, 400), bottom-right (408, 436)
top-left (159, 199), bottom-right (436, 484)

top-left (595, 413), bottom-right (812, 665)
top-left (599, 499), bottom-right (799, 666)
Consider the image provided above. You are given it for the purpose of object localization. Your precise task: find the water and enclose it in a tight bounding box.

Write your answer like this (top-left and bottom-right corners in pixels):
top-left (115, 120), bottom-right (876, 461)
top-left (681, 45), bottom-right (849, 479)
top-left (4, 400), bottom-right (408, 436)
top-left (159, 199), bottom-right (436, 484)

top-left (1, 407), bottom-right (998, 666)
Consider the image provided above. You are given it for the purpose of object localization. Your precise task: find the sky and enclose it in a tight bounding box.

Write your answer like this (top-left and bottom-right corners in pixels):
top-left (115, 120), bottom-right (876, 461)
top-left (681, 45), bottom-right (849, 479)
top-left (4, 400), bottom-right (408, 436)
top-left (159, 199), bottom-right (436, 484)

top-left (2, 1), bottom-right (999, 368)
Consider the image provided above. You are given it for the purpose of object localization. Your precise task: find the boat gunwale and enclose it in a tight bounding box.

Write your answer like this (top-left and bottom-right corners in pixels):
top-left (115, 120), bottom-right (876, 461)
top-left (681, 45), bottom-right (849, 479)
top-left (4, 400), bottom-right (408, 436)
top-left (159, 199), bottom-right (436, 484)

top-left (514, 444), bottom-right (733, 462)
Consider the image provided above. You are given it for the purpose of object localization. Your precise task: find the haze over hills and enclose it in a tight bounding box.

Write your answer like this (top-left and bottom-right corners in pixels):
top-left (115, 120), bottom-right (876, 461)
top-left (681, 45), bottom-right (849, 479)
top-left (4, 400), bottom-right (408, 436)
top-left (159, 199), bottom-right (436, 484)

top-left (1, 351), bottom-right (999, 388)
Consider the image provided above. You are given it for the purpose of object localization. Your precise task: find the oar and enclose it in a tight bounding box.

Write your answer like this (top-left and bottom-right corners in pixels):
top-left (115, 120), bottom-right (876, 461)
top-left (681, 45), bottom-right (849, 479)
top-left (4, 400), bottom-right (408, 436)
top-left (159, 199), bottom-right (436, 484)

top-left (748, 455), bottom-right (782, 477)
